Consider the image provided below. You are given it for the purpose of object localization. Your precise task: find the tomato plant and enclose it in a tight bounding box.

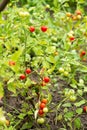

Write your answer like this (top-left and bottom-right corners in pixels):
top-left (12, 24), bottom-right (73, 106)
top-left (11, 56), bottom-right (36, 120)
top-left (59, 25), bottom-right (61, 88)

top-left (0, 0), bottom-right (87, 130)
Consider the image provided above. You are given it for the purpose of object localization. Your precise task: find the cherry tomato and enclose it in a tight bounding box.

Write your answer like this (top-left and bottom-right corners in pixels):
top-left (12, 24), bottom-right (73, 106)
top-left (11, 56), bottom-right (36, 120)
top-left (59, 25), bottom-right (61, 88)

top-left (59, 67), bottom-right (64, 73)
top-left (43, 77), bottom-right (50, 83)
top-left (69, 95), bottom-right (76, 102)
top-left (69, 36), bottom-right (75, 41)
top-left (41, 99), bottom-right (47, 104)
top-left (43, 107), bottom-right (48, 113)
top-left (38, 109), bottom-right (44, 116)
top-left (75, 10), bottom-right (81, 15)
top-left (0, 116), bottom-right (6, 125)
top-left (41, 81), bottom-right (46, 87)
top-left (40, 103), bottom-right (46, 109)
top-left (41, 26), bottom-right (48, 32)
top-left (25, 68), bottom-right (31, 74)
top-left (9, 61), bottom-right (15, 66)
top-left (80, 51), bottom-right (86, 57)
top-left (20, 74), bottom-right (26, 80)
top-left (83, 106), bottom-right (87, 112)
top-left (66, 12), bottom-right (72, 17)
top-left (29, 26), bottom-right (35, 32)
top-left (37, 118), bottom-right (45, 124)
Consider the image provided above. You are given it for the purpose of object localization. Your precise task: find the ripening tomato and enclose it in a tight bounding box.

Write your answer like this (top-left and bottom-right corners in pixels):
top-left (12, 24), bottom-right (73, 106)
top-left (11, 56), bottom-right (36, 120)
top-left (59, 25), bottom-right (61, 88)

top-left (20, 74), bottom-right (26, 80)
top-left (41, 99), bottom-right (47, 104)
top-left (29, 26), bottom-right (35, 32)
top-left (41, 26), bottom-right (48, 32)
top-left (41, 81), bottom-right (46, 86)
top-left (75, 10), bottom-right (82, 15)
top-left (25, 68), bottom-right (31, 74)
top-left (80, 51), bottom-right (86, 57)
top-left (6, 120), bottom-right (10, 126)
top-left (38, 109), bottom-right (44, 116)
top-left (43, 77), bottom-right (50, 83)
top-left (66, 12), bottom-right (72, 17)
top-left (9, 61), bottom-right (15, 66)
top-left (40, 103), bottom-right (46, 109)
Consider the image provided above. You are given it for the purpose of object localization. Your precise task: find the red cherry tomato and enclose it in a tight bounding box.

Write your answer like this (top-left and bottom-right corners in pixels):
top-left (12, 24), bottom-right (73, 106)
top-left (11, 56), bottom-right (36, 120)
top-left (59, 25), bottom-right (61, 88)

top-left (38, 109), bottom-right (44, 116)
top-left (43, 77), bottom-right (50, 83)
top-left (29, 26), bottom-right (35, 32)
top-left (20, 74), bottom-right (26, 80)
top-left (25, 68), bottom-right (31, 74)
top-left (41, 26), bottom-right (48, 32)
top-left (69, 36), bottom-right (75, 41)
top-left (40, 103), bottom-right (46, 109)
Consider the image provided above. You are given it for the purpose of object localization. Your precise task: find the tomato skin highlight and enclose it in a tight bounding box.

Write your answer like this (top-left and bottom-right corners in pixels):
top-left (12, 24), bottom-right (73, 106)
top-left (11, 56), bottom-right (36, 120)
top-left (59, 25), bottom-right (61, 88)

top-left (25, 68), bottom-right (31, 74)
top-left (41, 26), bottom-right (48, 32)
top-left (29, 26), bottom-right (35, 32)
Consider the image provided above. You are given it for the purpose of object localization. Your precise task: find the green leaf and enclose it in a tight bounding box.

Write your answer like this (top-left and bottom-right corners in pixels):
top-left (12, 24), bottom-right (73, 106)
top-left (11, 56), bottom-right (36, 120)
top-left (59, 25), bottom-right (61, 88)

top-left (75, 100), bottom-right (86, 107)
top-left (64, 111), bottom-right (74, 119)
top-left (84, 87), bottom-right (87, 92)
top-left (62, 103), bottom-right (71, 107)
top-left (10, 47), bottom-right (24, 61)
top-left (76, 108), bottom-right (83, 114)
top-left (74, 118), bottom-right (81, 129)
top-left (45, 46), bottom-right (56, 54)
top-left (46, 55), bottom-right (56, 63)
top-left (8, 82), bottom-right (16, 93)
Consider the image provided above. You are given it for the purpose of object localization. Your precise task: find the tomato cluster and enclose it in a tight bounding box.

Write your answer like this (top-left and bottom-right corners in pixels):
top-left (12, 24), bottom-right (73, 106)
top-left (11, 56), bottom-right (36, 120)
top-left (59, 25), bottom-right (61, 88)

top-left (29, 26), bottom-right (48, 33)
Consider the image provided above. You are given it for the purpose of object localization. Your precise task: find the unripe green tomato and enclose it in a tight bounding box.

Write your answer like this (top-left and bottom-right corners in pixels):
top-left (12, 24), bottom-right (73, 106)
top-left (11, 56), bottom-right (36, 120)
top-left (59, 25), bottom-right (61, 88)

top-left (57, 114), bottom-right (63, 121)
top-left (69, 95), bottom-right (76, 102)
top-left (64, 91), bottom-right (70, 97)
top-left (77, 15), bottom-right (81, 19)
top-left (0, 116), bottom-right (6, 125)
top-left (37, 118), bottom-right (45, 124)
top-left (43, 107), bottom-right (48, 113)
top-left (69, 89), bottom-right (75, 95)
top-left (79, 79), bottom-right (84, 84)
top-left (63, 71), bottom-right (69, 76)
top-left (59, 67), bottom-right (64, 73)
